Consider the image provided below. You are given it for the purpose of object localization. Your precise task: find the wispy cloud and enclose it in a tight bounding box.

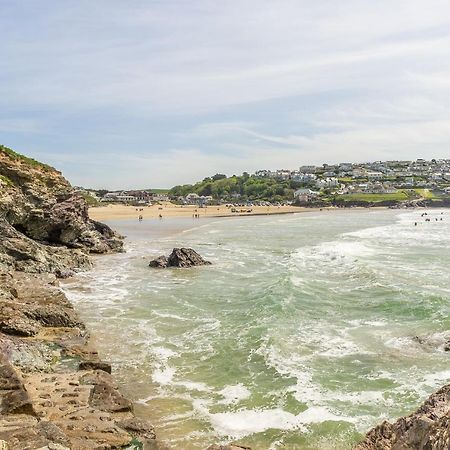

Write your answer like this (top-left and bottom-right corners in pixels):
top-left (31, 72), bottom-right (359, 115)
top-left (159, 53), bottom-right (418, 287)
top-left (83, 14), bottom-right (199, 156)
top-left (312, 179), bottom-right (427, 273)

top-left (1, 0), bottom-right (450, 187)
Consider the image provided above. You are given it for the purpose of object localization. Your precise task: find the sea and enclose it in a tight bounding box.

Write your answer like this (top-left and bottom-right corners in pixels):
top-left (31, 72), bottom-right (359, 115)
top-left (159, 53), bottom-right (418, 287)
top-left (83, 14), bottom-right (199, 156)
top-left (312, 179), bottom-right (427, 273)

top-left (62, 208), bottom-right (450, 449)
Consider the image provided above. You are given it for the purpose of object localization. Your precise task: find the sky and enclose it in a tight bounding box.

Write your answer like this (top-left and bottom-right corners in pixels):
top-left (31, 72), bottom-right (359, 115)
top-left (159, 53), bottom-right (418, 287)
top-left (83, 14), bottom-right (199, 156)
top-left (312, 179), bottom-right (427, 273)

top-left (1, 0), bottom-right (450, 189)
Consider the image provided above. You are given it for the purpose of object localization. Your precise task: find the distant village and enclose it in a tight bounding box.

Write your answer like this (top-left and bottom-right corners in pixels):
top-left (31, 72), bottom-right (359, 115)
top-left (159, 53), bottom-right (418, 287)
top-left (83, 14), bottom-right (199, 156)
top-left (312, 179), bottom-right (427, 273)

top-left (79, 158), bottom-right (450, 207)
top-left (255, 158), bottom-right (450, 204)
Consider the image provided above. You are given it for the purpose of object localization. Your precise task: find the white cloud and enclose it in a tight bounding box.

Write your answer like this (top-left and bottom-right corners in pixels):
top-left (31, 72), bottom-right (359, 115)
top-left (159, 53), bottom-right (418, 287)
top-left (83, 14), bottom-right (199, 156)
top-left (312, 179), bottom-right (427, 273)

top-left (1, 0), bottom-right (450, 187)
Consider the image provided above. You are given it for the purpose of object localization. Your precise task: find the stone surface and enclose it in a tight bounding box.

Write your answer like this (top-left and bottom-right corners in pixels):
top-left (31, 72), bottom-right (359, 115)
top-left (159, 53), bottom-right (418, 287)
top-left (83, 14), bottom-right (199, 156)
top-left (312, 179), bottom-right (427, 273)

top-left (148, 255), bottom-right (168, 268)
top-left (149, 248), bottom-right (211, 268)
top-left (0, 145), bottom-right (123, 275)
top-left (117, 417), bottom-right (157, 440)
top-left (78, 360), bottom-right (112, 374)
top-left (89, 381), bottom-right (133, 412)
top-left (0, 271), bottom-right (164, 448)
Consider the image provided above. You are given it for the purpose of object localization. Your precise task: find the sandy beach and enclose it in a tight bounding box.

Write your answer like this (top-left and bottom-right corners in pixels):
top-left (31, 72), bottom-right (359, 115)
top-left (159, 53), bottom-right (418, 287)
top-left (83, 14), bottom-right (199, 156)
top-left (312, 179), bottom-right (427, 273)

top-left (88, 202), bottom-right (311, 221)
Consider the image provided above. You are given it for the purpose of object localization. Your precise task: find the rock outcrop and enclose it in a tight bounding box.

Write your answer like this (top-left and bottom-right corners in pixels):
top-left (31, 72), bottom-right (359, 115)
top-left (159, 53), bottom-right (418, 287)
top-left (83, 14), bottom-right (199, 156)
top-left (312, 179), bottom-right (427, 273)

top-left (0, 271), bottom-right (164, 449)
top-left (0, 146), bottom-right (172, 448)
top-left (0, 145), bottom-right (123, 276)
top-left (355, 384), bottom-right (450, 449)
top-left (149, 248), bottom-right (211, 268)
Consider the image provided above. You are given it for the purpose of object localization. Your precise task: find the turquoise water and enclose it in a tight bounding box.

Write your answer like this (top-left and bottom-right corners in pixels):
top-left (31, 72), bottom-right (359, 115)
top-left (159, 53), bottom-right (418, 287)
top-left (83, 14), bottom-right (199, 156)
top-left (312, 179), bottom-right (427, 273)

top-left (64, 209), bottom-right (450, 449)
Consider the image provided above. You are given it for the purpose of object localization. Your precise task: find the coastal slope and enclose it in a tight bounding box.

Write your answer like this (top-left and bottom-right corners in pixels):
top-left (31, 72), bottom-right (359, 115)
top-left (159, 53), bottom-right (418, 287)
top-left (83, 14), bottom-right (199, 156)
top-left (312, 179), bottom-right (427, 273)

top-left (0, 145), bottom-right (122, 276)
top-left (0, 146), bottom-right (167, 449)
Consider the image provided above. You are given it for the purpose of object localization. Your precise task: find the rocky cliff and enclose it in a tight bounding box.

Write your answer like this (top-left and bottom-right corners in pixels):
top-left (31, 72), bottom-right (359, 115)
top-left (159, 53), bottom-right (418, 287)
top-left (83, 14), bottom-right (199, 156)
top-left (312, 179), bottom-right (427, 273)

top-left (0, 146), bottom-right (170, 449)
top-left (355, 384), bottom-right (450, 449)
top-left (0, 272), bottom-right (168, 449)
top-left (0, 145), bottom-right (122, 276)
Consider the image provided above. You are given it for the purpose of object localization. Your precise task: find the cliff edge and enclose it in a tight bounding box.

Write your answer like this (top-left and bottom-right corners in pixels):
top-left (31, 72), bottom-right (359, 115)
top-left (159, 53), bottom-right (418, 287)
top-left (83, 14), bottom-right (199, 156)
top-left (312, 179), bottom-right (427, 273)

top-left (0, 145), bottom-right (122, 276)
top-left (0, 146), bottom-right (169, 449)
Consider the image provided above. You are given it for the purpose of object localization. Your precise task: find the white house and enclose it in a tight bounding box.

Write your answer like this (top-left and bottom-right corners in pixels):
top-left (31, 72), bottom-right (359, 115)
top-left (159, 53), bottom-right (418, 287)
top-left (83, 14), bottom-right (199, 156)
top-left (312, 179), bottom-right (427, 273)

top-left (366, 171), bottom-right (384, 180)
top-left (186, 193), bottom-right (200, 204)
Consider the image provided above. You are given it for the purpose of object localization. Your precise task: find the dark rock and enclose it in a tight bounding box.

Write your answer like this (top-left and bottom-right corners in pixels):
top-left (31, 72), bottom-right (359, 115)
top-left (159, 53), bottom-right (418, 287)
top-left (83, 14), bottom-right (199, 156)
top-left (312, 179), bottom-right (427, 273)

top-left (167, 248), bottom-right (211, 267)
top-left (36, 421), bottom-right (70, 447)
top-left (0, 145), bottom-right (123, 275)
top-left (0, 356), bottom-right (23, 390)
top-left (117, 417), bottom-right (156, 440)
top-left (89, 382), bottom-right (133, 412)
top-left (79, 360), bottom-right (112, 374)
top-left (1, 388), bottom-right (36, 415)
top-left (149, 248), bottom-right (211, 268)
top-left (0, 314), bottom-right (41, 337)
top-left (149, 255), bottom-right (168, 268)
top-left (24, 305), bottom-right (83, 329)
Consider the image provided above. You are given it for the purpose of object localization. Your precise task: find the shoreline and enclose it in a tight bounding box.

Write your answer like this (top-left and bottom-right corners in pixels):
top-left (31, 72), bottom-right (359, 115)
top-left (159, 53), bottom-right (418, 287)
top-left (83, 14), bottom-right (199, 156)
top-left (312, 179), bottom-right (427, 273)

top-left (88, 203), bottom-right (400, 223)
top-left (88, 203), bottom-right (316, 222)
top-left (70, 206), bottom-right (450, 449)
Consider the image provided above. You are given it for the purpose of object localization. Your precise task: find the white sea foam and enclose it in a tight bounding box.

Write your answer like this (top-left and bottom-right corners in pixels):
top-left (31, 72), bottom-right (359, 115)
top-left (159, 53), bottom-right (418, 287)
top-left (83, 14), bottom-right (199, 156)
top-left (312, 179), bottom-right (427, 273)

top-left (218, 384), bottom-right (251, 405)
top-left (152, 366), bottom-right (176, 385)
top-left (61, 210), bottom-right (450, 448)
top-left (204, 406), bottom-right (351, 439)
top-left (152, 311), bottom-right (191, 321)
top-left (152, 346), bottom-right (178, 359)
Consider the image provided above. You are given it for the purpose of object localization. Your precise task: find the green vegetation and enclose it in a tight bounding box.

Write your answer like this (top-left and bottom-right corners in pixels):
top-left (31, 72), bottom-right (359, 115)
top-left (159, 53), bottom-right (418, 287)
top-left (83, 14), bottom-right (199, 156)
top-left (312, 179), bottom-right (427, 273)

top-left (414, 188), bottom-right (436, 199)
top-left (170, 173), bottom-right (303, 202)
top-left (0, 144), bottom-right (53, 171)
top-left (0, 174), bottom-right (14, 186)
top-left (124, 438), bottom-right (144, 450)
top-left (337, 177), bottom-right (354, 183)
top-left (79, 191), bottom-right (99, 206)
top-left (336, 191), bottom-right (409, 203)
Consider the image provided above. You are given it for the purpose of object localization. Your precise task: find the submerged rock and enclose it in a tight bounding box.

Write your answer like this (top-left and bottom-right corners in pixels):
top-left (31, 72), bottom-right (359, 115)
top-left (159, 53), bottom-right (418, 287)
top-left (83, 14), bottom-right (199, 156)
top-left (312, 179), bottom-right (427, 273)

top-left (149, 248), bottom-right (211, 268)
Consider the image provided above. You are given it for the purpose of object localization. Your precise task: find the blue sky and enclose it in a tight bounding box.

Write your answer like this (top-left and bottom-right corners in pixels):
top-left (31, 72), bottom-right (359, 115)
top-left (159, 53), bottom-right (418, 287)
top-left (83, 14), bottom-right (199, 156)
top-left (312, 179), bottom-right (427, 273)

top-left (1, 0), bottom-right (450, 188)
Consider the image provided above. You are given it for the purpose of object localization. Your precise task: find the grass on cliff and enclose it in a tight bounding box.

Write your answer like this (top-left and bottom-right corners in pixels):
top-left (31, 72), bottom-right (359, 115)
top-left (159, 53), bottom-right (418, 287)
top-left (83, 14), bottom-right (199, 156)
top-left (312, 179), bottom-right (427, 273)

top-left (336, 191), bottom-right (409, 203)
top-left (0, 144), bottom-right (54, 171)
top-left (0, 174), bottom-right (14, 186)
top-left (414, 188), bottom-right (436, 199)
top-left (80, 191), bottom-right (100, 206)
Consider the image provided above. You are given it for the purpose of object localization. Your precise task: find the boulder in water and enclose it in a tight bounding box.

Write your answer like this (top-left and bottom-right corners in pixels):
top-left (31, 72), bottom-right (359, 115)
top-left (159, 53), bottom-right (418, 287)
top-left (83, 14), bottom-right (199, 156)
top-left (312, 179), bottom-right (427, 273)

top-left (148, 255), bottom-right (168, 268)
top-left (149, 248), bottom-right (211, 268)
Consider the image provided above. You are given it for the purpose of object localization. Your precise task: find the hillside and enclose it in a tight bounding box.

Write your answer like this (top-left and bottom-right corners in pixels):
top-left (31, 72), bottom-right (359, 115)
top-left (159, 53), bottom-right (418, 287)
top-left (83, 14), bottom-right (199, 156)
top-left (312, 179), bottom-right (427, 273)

top-left (0, 145), bottom-right (123, 275)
